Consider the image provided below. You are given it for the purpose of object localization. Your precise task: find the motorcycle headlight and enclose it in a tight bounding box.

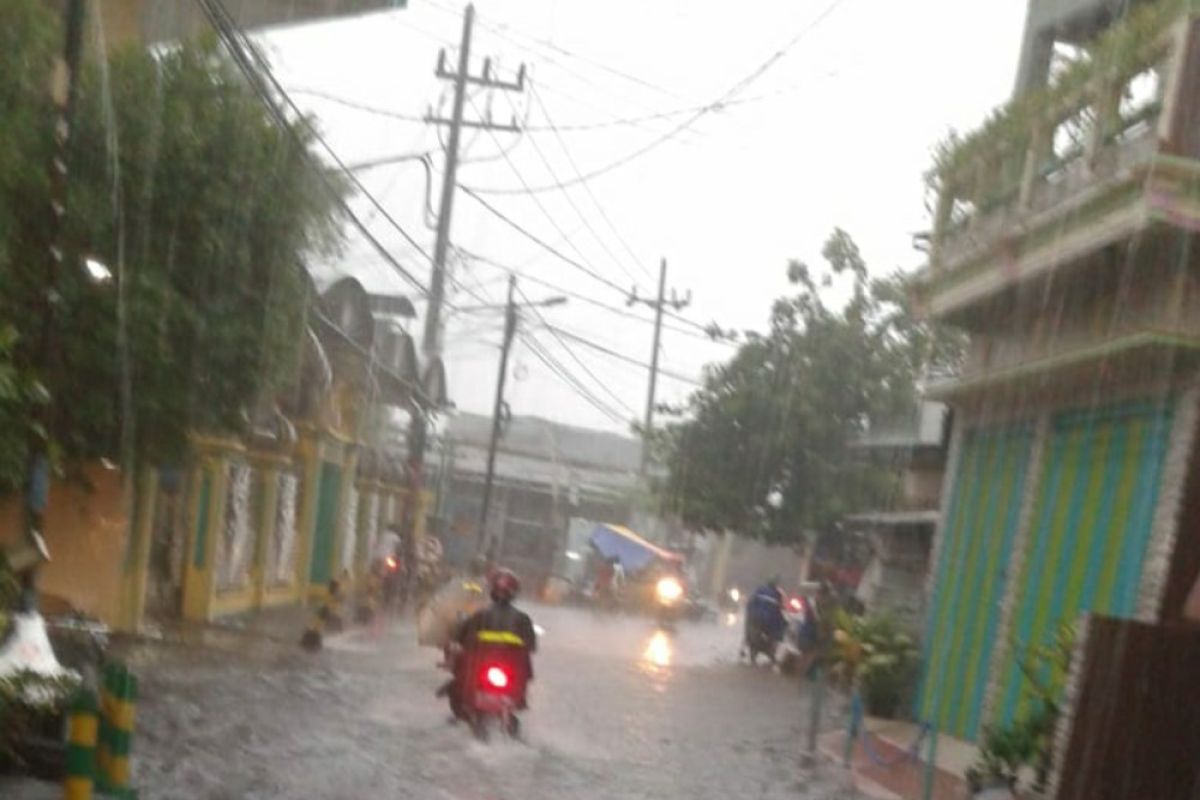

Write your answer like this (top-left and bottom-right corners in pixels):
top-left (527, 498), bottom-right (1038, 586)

top-left (656, 577), bottom-right (684, 603)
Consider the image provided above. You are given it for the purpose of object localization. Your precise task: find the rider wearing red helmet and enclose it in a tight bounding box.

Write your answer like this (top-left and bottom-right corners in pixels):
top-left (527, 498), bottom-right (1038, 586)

top-left (448, 568), bottom-right (538, 714)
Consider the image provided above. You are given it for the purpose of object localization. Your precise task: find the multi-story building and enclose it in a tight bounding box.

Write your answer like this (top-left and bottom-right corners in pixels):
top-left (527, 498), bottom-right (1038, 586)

top-left (914, 0), bottom-right (1200, 742)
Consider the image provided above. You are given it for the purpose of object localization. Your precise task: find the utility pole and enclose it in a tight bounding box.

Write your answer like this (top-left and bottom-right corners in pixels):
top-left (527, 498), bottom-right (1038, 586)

top-left (15, 0), bottom-right (87, 609)
top-left (423, 3), bottom-right (525, 356)
top-left (401, 3), bottom-right (525, 556)
top-left (629, 258), bottom-right (690, 476)
top-left (477, 275), bottom-right (518, 554)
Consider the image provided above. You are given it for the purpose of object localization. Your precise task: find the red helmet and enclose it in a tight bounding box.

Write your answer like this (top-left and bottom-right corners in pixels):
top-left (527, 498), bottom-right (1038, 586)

top-left (490, 568), bottom-right (520, 603)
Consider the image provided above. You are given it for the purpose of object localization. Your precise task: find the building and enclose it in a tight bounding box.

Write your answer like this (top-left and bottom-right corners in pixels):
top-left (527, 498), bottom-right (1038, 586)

top-left (846, 401), bottom-right (949, 632)
top-left (913, 0), bottom-right (1200, 742)
top-left (89, 0), bottom-right (402, 48)
top-left (429, 413), bottom-right (639, 590)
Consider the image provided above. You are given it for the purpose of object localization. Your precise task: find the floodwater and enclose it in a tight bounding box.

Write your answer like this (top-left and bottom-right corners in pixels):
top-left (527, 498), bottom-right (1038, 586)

top-left (4, 605), bottom-right (853, 799)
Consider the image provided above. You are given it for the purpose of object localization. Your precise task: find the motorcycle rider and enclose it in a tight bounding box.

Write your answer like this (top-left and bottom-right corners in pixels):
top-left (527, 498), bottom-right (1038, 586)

top-left (444, 568), bottom-right (538, 716)
top-left (744, 577), bottom-right (788, 662)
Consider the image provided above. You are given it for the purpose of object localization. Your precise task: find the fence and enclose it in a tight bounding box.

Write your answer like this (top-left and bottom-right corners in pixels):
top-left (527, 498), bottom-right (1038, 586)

top-left (1054, 615), bottom-right (1200, 800)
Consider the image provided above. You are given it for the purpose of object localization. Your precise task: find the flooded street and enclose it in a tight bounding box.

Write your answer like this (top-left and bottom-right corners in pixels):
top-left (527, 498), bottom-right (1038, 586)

top-left (6, 606), bottom-right (848, 799)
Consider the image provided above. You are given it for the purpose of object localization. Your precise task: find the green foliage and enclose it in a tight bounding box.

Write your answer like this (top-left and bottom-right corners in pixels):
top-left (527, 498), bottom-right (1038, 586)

top-left (652, 229), bottom-right (964, 543)
top-left (967, 621), bottom-right (1077, 793)
top-left (0, 0), bottom-right (343, 489)
top-left (929, 0), bottom-right (1182, 204)
top-left (829, 610), bottom-right (921, 718)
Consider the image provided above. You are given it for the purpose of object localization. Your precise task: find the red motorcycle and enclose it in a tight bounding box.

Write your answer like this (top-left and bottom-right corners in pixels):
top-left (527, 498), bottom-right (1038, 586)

top-left (443, 641), bottom-right (528, 740)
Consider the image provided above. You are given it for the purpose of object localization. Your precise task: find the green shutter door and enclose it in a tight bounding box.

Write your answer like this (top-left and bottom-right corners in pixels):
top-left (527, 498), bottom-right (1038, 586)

top-left (997, 400), bottom-right (1172, 726)
top-left (310, 461), bottom-right (342, 586)
top-left (918, 424), bottom-right (1033, 740)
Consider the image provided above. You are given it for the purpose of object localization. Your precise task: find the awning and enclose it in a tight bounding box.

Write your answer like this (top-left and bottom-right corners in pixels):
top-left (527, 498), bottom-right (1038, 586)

top-left (588, 523), bottom-right (682, 573)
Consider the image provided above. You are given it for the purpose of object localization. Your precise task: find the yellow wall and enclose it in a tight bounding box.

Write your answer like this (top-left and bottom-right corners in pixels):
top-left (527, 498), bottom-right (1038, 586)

top-left (0, 463), bottom-right (128, 626)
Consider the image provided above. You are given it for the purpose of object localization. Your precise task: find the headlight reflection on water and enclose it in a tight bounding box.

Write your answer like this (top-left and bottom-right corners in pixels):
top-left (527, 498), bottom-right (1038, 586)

top-left (641, 630), bottom-right (672, 668)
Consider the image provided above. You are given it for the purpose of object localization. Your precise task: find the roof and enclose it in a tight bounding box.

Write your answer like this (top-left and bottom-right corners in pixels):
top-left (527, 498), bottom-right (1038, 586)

top-left (845, 510), bottom-right (940, 527)
top-left (446, 442), bottom-right (636, 497)
top-left (448, 413), bottom-right (641, 473)
top-left (925, 331), bottom-right (1200, 402)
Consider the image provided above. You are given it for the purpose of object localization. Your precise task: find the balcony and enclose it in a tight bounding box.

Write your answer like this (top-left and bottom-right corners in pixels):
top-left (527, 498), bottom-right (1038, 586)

top-left (918, 2), bottom-right (1200, 320)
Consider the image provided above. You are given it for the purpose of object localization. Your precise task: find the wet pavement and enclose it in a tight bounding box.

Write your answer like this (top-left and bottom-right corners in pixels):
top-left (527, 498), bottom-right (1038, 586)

top-left (3, 605), bottom-right (856, 799)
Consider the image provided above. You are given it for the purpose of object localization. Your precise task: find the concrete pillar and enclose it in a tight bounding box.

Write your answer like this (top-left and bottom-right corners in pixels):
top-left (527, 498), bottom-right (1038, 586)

top-left (116, 466), bottom-right (159, 633)
top-left (251, 461), bottom-right (281, 611)
top-left (181, 453), bottom-right (228, 622)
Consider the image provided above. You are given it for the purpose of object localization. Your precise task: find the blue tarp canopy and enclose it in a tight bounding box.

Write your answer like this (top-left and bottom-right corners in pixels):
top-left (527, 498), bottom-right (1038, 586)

top-left (588, 523), bottom-right (682, 573)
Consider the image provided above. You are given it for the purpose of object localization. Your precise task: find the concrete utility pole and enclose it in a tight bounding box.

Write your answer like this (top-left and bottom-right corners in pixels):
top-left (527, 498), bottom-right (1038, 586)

top-left (401, 3), bottom-right (525, 553)
top-left (423, 3), bottom-right (525, 357)
top-left (474, 280), bottom-right (566, 554)
top-left (477, 275), bottom-right (518, 553)
top-left (628, 258), bottom-right (690, 476)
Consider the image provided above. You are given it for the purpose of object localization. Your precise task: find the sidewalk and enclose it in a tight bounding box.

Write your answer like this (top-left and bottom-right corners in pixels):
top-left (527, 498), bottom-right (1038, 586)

top-left (818, 717), bottom-right (973, 800)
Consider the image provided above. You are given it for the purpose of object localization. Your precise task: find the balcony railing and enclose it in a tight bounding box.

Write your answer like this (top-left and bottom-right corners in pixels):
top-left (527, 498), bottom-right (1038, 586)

top-left (928, 1), bottom-right (1199, 274)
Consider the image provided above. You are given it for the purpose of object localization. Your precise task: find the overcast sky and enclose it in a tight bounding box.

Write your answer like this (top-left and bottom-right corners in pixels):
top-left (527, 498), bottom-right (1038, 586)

top-left (260, 0), bottom-right (1028, 434)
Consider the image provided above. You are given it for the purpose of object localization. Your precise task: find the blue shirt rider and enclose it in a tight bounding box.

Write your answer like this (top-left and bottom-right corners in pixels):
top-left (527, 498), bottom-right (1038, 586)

top-left (746, 577), bottom-right (788, 644)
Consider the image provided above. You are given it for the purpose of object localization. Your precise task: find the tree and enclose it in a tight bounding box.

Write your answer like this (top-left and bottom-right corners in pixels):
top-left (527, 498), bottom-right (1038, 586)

top-left (653, 229), bottom-right (964, 544)
top-left (0, 0), bottom-right (343, 490)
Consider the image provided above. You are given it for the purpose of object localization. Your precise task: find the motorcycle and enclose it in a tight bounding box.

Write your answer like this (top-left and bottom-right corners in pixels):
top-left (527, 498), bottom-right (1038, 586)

top-left (653, 575), bottom-right (685, 630)
top-left (442, 642), bottom-right (527, 740)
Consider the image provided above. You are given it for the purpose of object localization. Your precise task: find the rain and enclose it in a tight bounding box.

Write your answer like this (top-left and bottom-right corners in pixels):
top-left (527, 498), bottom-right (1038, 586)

top-left (3, 1), bottom-right (1200, 800)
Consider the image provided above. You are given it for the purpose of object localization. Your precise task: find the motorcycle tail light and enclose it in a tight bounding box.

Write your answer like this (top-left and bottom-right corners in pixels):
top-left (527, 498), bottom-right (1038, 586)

top-left (789, 597), bottom-right (804, 612)
top-left (484, 665), bottom-right (510, 690)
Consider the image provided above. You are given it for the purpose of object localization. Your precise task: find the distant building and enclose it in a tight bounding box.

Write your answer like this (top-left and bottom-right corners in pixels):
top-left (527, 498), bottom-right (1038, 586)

top-left (427, 414), bottom-right (639, 591)
top-left (846, 401), bottom-right (949, 632)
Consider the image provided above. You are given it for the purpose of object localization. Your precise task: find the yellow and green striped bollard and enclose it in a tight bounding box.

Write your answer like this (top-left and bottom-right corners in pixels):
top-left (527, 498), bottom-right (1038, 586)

top-left (97, 661), bottom-right (138, 799)
top-left (63, 687), bottom-right (99, 800)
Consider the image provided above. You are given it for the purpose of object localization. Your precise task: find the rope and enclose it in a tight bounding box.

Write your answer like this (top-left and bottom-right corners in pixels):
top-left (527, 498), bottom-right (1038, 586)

top-left (849, 693), bottom-right (932, 769)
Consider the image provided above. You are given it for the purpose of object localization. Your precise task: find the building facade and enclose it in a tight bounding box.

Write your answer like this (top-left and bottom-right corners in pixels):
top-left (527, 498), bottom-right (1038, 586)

top-left (915, 0), bottom-right (1200, 741)
top-left (429, 414), bottom-right (638, 592)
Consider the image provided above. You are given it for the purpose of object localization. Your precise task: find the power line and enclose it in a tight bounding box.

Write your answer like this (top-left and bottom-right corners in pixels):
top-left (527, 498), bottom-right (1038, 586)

top-left (287, 85), bottom-right (427, 122)
top-left (194, 0), bottom-right (431, 296)
top-left (519, 331), bottom-right (627, 426)
top-left (515, 284), bottom-right (638, 417)
top-left (464, 0), bottom-right (852, 195)
top-left (539, 322), bottom-right (704, 387)
top-left (474, 92), bottom-right (647, 290)
top-left (426, 0), bottom-right (683, 101)
top-left (454, 245), bottom-right (737, 346)
top-left (459, 184), bottom-right (628, 295)
top-left (528, 85), bottom-right (655, 282)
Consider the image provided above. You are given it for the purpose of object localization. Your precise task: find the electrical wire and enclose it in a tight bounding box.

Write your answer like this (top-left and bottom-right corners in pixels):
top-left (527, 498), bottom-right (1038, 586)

top-left (474, 92), bottom-right (647, 291)
top-left (194, 0), bottom-right (431, 296)
top-left (537, 322), bottom-right (704, 387)
top-left (464, 0), bottom-right (852, 195)
top-left (453, 245), bottom-right (736, 346)
top-left (519, 331), bottom-right (628, 426)
top-left (424, 0), bottom-right (682, 101)
top-left (528, 85), bottom-right (655, 282)
top-left (516, 284), bottom-right (638, 416)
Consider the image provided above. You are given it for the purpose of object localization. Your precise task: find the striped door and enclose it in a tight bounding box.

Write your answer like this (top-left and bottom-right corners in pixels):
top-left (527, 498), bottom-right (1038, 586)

top-left (918, 424), bottom-right (1034, 740)
top-left (996, 400), bottom-right (1173, 726)
top-left (309, 462), bottom-right (342, 585)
